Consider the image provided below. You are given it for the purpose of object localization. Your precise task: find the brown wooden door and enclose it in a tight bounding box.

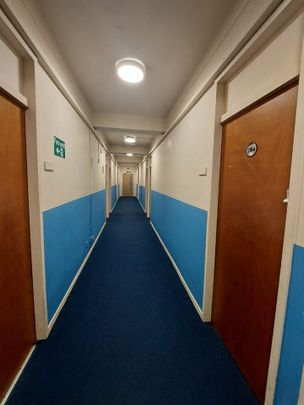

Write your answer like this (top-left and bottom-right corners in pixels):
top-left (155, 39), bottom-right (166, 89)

top-left (212, 83), bottom-right (298, 403)
top-left (123, 174), bottom-right (133, 196)
top-left (0, 93), bottom-right (36, 400)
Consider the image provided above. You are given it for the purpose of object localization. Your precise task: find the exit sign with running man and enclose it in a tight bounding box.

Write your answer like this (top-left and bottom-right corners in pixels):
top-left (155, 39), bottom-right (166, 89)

top-left (54, 136), bottom-right (65, 159)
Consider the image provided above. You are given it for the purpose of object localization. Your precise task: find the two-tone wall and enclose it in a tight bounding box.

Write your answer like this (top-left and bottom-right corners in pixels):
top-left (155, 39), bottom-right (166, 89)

top-left (150, 85), bottom-right (215, 308)
top-left (37, 65), bottom-right (107, 323)
top-left (0, 6), bottom-right (113, 332)
top-left (149, 11), bottom-right (304, 404)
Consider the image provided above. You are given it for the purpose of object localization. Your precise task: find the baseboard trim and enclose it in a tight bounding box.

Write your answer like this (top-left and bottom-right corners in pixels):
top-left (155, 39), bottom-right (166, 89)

top-left (150, 221), bottom-right (203, 320)
top-left (48, 221), bottom-right (107, 333)
top-left (1, 345), bottom-right (36, 405)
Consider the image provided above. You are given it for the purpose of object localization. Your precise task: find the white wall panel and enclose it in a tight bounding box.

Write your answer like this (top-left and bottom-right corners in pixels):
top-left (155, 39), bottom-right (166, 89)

top-left (91, 135), bottom-right (105, 194)
top-left (36, 64), bottom-right (91, 211)
top-left (225, 15), bottom-right (304, 114)
top-left (139, 161), bottom-right (146, 187)
top-left (110, 159), bottom-right (117, 186)
top-left (296, 175), bottom-right (304, 246)
top-left (151, 86), bottom-right (216, 211)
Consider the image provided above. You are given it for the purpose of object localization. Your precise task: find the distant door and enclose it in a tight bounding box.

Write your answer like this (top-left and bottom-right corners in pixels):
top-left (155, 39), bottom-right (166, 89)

top-left (123, 174), bottom-right (133, 196)
top-left (0, 93), bottom-right (36, 400)
top-left (212, 82), bottom-right (298, 403)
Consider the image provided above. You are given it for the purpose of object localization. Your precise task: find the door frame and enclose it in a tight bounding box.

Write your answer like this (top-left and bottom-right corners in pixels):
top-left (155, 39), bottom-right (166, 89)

top-left (105, 154), bottom-right (112, 218)
top-left (122, 172), bottom-right (134, 196)
top-left (0, 11), bottom-right (48, 341)
top-left (145, 157), bottom-right (152, 218)
top-left (137, 166), bottom-right (140, 199)
top-left (201, 8), bottom-right (304, 404)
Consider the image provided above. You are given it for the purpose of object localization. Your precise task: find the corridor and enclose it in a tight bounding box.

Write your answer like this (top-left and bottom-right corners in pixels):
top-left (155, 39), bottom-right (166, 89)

top-left (1, 1), bottom-right (304, 403)
top-left (7, 198), bottom-right (257, 405)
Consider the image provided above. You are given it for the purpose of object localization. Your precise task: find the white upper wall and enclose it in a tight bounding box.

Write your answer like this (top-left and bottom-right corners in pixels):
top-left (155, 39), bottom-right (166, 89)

top-left (91, 135), bottom-right (106, 194)
top-left (166, 0), bottom-right (282, 128)
top-left (36, 64), bottom-right (99, 211)
top-left (151, 85), bottom-right (216, 211)
top-left (139, 161), bottom-right (146, 187)
top-left (297, 177), bottom-right (304, 246)
top-left (225, 14), bottom-right (304, 114)
top-left (3, 0), bottom-right (92, 120)
top-left (0, 34), bottom-right (22, 93)
top-left (110, 159), bottom-right (118, 186)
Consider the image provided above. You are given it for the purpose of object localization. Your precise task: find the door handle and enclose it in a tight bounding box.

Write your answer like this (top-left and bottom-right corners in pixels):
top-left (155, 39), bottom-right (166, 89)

top-left (283, 189), bottom-right (289, 204)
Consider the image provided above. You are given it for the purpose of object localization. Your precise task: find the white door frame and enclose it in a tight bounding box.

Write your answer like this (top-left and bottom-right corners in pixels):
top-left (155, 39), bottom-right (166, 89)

top-left (0, 10), bottom-right (48, 340)
top-left (145, 157), bottom-right (152, 218)
top-left (105, 154), bottom-right (112, 218)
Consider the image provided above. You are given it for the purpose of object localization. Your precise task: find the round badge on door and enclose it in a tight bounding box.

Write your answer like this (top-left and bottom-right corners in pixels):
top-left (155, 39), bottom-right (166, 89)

top-left (246, 142), bottom-right (258, 157)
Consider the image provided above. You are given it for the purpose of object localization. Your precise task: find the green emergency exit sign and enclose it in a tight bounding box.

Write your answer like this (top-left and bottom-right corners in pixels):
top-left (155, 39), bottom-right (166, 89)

top-left (54, 136), bottom-right (65, 158)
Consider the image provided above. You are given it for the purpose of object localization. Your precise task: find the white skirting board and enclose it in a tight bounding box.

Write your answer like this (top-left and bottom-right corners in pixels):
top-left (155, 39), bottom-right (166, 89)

top-left (48, 221), bottom-right (107, 332)
top-left (150, 221), bottom-right (203, 320)
top-left (298, 366), bottom-right (304, 405)
top-left (1, 346), bottom-right (36, 405)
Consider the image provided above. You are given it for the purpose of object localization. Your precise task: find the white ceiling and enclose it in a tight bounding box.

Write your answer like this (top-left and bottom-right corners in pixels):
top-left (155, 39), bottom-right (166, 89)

top-left (104, 130), bottom-right (154, 147)
top-left (30, 0), bottom-right (241, 156)
top-left (31, 0), bottom-right (239, 117)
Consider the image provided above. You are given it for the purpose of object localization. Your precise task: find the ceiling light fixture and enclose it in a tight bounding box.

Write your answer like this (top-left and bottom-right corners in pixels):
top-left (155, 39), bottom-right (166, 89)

top-left (116, 58), bottom-right (145, 83)
top-left (126, 153), bottom-right (134, 157)
top-left (124, 135), bottom-right (136, 144)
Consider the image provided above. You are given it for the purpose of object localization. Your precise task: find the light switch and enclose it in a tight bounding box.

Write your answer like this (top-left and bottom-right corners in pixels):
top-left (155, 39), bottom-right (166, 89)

top-left (44, 161), bottom-right (54, 172)
top-left (199, 167), bottom-right (208, 176)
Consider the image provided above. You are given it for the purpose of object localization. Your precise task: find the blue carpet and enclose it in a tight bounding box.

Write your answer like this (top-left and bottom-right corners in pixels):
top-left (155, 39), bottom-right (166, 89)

top-left (8, 197), bottom-right (258, 405)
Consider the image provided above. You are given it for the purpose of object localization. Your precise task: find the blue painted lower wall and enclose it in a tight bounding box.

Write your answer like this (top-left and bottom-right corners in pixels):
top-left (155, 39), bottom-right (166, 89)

top-left (151, 190), bottom-right (207, 307)
top-left (43, 189), bottom-right (106, 322)
top-left (111, 185), bottom-right (118, 209)
top-left (139, 185), bottom-right (145, 209)
top-left (92, 189), bottom-right (106, 238)
top-left (275, 244), bottom-right (304, 404)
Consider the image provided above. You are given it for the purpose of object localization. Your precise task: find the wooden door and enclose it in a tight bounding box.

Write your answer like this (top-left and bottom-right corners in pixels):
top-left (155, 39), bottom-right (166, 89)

top-left (212, 83), bottom-right (298, 403)
top-left (123, 174), bottom-right (133, 196)
top-left (0, 93), bottom-right (36, 400)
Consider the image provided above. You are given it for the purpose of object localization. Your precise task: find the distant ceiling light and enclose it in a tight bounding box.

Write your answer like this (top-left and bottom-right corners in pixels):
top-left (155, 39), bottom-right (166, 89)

top-left (116, 58), bottom-right (145, 83)
top-left (124, 135), bottom-right (136, 144)
top-left (126, 153), bottom-right (134, 157)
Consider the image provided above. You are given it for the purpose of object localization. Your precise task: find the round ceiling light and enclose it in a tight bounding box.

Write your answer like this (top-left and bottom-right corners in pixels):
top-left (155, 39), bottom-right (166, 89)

top-left (126, 153), bottom-right (134, 157)
top-left (116, 58), bottom-right (145, 83)
top-left (124, 135), bottom-right (136, 144)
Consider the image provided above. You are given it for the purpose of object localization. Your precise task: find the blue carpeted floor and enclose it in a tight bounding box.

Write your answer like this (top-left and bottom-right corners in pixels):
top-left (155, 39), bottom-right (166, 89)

top-left (8, 197), bottom-right (258, 405)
